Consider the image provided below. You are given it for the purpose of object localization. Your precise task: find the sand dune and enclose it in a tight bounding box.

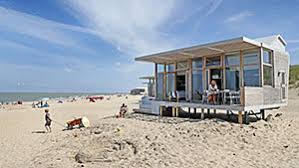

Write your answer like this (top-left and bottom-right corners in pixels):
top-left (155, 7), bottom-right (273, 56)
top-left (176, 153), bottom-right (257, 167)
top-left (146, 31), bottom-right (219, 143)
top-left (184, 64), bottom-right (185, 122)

top-left (0, 93), bottom-right (298, 168)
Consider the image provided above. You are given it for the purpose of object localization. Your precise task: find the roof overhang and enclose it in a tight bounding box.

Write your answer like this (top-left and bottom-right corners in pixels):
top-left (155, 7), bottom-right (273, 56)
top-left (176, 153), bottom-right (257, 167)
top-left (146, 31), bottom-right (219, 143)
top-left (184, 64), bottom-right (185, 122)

top-left (135, 36), bottom-right (272, 64)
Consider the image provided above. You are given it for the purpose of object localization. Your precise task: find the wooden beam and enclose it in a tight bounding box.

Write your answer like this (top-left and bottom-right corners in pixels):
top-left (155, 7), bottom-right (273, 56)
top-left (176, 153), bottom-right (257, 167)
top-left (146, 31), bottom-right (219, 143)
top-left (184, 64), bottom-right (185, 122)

top-left (163, 64), bottom-right (166, 100)
top-left (188, 59), bottom-right (192, 101)
top-left (260, 47), bottom-right (264, 86)
top-left (205, 47), bottom-right (225, 53)
top-left (222, 53), bottom-right (226, 89)
top-left (154, 63), bottom-right (158, 99)
top-left (240, 50), bottom-right (245, 106)
top-left (203, 57), bottom-right (207, 90)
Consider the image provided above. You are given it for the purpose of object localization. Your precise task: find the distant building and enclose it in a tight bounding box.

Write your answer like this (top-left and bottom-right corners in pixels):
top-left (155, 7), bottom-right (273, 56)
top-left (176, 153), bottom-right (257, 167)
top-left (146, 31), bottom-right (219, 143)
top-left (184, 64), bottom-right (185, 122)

top-left (130, 88), bottom-right (145, 95)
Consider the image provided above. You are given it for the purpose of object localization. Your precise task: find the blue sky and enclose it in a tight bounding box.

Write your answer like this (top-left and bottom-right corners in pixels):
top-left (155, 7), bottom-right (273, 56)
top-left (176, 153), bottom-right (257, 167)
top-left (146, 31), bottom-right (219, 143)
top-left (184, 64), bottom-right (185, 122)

top-left (0, 0), bottom-right (298, 92)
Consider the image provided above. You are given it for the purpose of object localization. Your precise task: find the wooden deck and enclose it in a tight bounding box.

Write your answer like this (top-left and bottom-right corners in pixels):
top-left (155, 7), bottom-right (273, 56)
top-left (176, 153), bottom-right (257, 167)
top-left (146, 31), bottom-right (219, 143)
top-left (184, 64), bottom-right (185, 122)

top-left (153, 100), bottom-right (244, 111)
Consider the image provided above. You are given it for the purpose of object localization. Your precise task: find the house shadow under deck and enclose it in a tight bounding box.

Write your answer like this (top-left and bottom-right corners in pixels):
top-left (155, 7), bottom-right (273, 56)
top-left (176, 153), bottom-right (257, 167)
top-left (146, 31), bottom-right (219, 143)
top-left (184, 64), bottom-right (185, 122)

top-left (176, 108), bottom-right (261, 124)
top-left (155, 101), bottom-right (263, 124)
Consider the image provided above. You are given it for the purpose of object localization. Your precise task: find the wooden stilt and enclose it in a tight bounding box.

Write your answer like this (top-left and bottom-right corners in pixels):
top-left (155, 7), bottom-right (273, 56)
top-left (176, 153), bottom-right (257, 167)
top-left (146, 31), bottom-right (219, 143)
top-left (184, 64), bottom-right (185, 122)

top-left (244, 111), bottom-right (249, 124)
top-left (159, 106), bottom-right (163, 116)
top-left (238, 111), bottom-right (243, 127)
top-left (172, 107), bottom-right (175, 117)
top-left (226, 110), bottom-right (230, 120)
top-left (188, 107), bottom-right (191, 118)
top-left (176, 107), bottom-right (179, 117)
top-left (201, 109), bottom-right (204, 120)
top-left (213, 109), bottom-right (216, 115)
top-left (261, 109), bottom-right (265, 120)
top-left (207, 109), bottom-right (210, 117)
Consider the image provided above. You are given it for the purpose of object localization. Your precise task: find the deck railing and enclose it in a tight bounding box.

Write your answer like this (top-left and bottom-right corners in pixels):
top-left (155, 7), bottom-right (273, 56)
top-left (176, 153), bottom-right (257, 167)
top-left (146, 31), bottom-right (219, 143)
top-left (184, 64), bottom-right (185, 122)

top-left (167, 90), bottom-right (241, 105)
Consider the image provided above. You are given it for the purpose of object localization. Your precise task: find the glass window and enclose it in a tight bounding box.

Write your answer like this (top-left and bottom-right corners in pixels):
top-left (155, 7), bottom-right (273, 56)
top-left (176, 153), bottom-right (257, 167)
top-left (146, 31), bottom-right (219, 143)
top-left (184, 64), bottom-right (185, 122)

top-left (192, 58), bottom-right (203, 69)
top-left (177, 61), bottom-right (188, 70)
top-left (263, 50), bottom-right (272, 64)
top-left (157, 64), bottom-right (164, 73)
top-left (157, 73), bottom-right (164, 100)
top-left (166, 73), bottom-right (175, 97)
top-left (192, 70), bottom-right (203, 101)
top-left (225, 54), bottom-right (240, 66)
top-left (166, 64), bottom-right (175, 72)
top-left (226, 67), bottom-right (240, 90)
top-left (263, 65), bottom-right (273, 86)
top-left (243, 52), bottom-right (259, 65)
top-left (206, 56), bottom-right (220, 67)
top-left (244, 65), bottom-right (260, 87)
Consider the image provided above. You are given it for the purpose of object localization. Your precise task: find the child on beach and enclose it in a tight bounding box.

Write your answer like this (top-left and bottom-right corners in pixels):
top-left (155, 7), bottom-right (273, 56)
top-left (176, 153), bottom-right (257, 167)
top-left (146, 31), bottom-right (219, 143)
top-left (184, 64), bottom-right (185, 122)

top-left (44, 109), bottom-right (52, 133)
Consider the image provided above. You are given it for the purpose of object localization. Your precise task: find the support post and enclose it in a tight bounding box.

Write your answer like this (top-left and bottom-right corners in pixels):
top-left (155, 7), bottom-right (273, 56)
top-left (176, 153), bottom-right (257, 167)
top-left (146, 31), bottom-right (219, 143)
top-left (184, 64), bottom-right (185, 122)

top-left (226, 110), bottom-right (230, 120)
top-left (238, 111), bottom-right (243, 127)
top-left (154, 63), bottom-right (158, 99)
top-left (172, 107), bottom-right (175, 117)
top-left (244, 111), bottom-right (249, 124)
top-left (201, 109), bottom-right (204, 119)
top-left (159, 106), bottom-right (163, 116)
top-left (261, 109), bottom-right (265, 120)
top-left (163, 64), bottom-right (166, 100)
top-left (207, 109), bottom-right (210, 117)
top-left (213, 109), bottom-right (216, 115)
top-left (176, 107), bottom-right (179, 117)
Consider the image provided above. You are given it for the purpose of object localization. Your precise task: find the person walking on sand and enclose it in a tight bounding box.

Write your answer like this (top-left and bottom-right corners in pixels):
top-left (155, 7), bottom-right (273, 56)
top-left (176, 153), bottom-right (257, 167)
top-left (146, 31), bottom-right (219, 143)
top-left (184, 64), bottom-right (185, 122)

top-left (44, 109), bottom-right (52, 133)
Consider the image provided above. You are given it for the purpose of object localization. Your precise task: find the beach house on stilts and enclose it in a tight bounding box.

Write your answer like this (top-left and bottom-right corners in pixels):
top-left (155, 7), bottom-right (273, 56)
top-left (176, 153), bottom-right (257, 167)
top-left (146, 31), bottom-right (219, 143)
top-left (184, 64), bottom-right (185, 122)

top-left (135, 35), bottom-right (290, 124)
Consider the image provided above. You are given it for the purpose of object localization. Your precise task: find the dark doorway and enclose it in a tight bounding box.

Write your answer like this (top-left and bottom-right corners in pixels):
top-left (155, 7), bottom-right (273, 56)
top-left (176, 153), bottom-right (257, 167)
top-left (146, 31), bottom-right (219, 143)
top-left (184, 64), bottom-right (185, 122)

top-left (176, 74), bottom-right (186, 91)
top-left (210, 69), bottom-right (222, 89)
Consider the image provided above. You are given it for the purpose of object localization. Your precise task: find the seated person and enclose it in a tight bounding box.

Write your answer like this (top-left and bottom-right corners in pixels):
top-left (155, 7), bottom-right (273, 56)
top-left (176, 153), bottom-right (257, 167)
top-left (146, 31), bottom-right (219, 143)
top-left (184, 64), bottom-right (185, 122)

top-left (118, 103), bottom-right (128, 118)
top-left (208, 80), bottom-right (219, 104)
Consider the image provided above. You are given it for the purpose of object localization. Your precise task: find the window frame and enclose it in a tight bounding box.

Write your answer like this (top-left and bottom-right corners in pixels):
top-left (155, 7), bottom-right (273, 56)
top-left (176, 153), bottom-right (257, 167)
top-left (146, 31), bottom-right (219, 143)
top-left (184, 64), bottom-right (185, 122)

top-left (262, 49), bottom-right (274, 87)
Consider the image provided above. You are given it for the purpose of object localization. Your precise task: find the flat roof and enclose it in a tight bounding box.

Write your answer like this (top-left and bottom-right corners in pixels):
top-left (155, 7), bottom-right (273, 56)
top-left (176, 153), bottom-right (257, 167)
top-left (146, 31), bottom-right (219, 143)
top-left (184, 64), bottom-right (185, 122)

top-left (135, 36), bottom-right (273, 64)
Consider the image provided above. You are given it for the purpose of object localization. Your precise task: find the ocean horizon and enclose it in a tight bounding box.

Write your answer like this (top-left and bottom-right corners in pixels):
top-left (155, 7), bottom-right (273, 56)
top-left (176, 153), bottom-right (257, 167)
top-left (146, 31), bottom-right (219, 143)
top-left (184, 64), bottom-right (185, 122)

top-left (0, 92), bottom-right (127, 102)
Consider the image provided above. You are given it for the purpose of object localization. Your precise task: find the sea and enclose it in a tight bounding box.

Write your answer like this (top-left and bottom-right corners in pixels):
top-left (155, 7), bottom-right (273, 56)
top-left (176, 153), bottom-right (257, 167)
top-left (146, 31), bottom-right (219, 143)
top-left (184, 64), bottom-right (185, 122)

top-left (0, 92), bottom-right (116, 103)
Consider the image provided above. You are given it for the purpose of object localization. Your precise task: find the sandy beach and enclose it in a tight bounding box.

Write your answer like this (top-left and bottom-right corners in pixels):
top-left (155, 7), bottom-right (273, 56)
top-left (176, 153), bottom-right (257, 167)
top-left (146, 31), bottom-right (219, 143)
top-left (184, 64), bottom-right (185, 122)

top-left (0, 92), bottom-right (298, 168)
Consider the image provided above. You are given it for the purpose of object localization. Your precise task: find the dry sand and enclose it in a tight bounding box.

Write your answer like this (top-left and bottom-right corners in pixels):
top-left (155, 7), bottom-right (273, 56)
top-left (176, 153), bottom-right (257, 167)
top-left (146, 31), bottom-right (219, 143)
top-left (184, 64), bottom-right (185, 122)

top-left (0, 93), bottom-right (298, 168)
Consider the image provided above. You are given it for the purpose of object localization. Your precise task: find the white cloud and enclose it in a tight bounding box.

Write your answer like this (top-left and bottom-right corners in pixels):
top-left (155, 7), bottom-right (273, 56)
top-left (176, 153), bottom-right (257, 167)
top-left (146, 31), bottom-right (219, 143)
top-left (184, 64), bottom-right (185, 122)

top-left (0, 6), bottom-right (98, 49)
top-left (64, 67), bottom-right (73, 73)
top-left (63, 0), bottom-right (223, 56)
top-left (63, 0), bottom-right (177, 55)
top-left (225, 11), bottom-right (254, 23)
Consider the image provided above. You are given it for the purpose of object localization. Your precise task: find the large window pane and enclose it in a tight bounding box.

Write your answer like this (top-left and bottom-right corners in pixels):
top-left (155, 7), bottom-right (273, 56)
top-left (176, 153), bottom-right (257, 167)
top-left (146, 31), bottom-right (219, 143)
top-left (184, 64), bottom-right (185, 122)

top-left (206, 56), bottom-right (220, 67)
top-left (226, 67), bottom-right (240, 90)
top-left (166, 73), bottom-right (175, 97)
top-left (243, 52), bottom-right (259, 65)
top-left (263, 65), bottom-right (273, 86)
top-left (225, 54), bottom-right (240, 66)
top-left (244, 65), bottom-right (260, 87)
top-left (192, 70), bottom-right (203, 100)
top-left (192, 58), bottom-right (203, 69)
top-left (157, 73), bottom-right (164, 100)
top-left (157, 64), bottom-right (164, 73)
top-left (263, 51), bottom-right (272, 64)
top-left (166, 64), bottom-right (175, 72)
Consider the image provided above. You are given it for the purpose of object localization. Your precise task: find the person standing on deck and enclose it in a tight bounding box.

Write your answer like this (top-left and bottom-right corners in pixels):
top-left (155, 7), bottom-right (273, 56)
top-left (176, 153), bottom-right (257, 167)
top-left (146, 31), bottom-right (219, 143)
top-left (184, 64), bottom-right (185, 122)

top-left (44, 109), bottom-right (52, 133)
